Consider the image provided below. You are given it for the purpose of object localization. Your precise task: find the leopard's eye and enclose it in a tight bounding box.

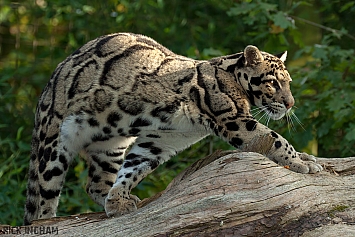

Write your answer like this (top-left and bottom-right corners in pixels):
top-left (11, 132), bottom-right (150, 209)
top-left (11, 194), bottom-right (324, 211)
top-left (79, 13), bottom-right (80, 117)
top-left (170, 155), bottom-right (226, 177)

top-left (271, 80), bottom-right (280, 90)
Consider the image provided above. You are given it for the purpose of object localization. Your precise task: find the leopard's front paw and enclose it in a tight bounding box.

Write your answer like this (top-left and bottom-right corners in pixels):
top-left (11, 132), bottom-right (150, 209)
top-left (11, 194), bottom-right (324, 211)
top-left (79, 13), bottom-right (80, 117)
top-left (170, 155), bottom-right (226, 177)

top-left (305, 161), bottom-right (323, 173)
top-left (296, 152), bottom-right (323, 173)
top-left (288, 161), bottom-right (322, 174)
top-left (105, 191), bottom-right (140, 217)
top-left (287, 153), bottom-right (323, 174)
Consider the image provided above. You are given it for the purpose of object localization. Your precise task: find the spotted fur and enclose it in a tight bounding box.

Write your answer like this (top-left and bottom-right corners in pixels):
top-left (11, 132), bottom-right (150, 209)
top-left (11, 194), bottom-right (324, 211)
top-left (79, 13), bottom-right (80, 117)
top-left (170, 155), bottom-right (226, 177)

top-left (24, 33), bottom-right (322, 225)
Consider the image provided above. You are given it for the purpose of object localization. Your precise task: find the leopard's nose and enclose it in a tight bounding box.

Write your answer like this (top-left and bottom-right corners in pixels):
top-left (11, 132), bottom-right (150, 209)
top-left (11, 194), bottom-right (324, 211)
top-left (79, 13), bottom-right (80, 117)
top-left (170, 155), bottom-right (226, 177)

top-left (284, 97), bottom-right (294, 109)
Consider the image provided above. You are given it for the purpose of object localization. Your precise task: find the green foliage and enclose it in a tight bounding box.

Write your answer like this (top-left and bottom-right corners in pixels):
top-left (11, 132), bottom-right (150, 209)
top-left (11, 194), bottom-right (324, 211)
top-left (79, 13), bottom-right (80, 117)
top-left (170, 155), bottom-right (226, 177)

top-left (287, 41), bottom-right (355, 157)
top-left (0, 0), bottom-right (354, 225)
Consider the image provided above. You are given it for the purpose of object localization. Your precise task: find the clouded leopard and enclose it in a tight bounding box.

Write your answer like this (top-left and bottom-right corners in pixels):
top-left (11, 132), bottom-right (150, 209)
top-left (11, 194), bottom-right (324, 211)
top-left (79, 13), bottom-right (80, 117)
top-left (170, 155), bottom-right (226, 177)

top-left (24, 32), bottom-right (322, 225)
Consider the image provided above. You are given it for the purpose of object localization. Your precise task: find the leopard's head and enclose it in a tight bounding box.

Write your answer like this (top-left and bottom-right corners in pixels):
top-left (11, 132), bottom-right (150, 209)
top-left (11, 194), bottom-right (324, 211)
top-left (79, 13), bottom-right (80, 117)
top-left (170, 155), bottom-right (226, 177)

top-left (240, 45), bottom-right (294, 120)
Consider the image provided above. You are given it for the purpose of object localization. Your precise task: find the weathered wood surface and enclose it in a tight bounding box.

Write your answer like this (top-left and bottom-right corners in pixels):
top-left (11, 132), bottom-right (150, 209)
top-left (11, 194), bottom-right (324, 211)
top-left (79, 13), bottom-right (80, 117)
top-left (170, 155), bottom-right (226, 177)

top-left (15, 136), bottom-right (355, 236)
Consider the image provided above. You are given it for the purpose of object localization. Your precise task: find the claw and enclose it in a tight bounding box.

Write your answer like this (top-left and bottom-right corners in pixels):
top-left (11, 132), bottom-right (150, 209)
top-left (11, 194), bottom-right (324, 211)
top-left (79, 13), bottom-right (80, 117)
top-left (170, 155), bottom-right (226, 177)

top-left (105, 191), bottom-right (140, 217)
top-left (298, 152), bottom-right (317, 162)
top-left (307, 163), bottom-right (323, 173)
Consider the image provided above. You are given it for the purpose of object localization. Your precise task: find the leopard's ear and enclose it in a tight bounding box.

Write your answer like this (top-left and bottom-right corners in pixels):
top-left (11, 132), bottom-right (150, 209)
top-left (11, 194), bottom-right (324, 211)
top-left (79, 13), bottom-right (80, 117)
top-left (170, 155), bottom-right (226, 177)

top-left (275, 51), bottom-right (287, 63)
top-left (244, 45), bottom-right (264, 66)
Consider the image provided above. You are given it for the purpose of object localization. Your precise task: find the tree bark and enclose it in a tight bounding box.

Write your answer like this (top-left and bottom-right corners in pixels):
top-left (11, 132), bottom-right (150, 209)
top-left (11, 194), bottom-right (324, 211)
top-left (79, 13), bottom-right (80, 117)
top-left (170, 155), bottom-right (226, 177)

top-left (15, 135), bottom-right (355, 237)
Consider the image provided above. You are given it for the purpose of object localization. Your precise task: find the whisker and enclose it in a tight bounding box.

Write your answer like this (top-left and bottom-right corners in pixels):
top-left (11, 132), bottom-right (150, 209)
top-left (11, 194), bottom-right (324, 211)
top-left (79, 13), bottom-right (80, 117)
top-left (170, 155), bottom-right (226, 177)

top-left (250, 107), bottom-right (260, 112)
top-left (252, 109), bottom-right (264, 118)
top-left (266, 114), bottom-right (271, 126)
top-left (251, 106), bottom-right (269, 119)
top-left (257, 111), bottom-right (269, 123)
top-left (291, 112), bottom-right (305, 131)
top-left (289, 113), bottom-right (297, 132)
top-left (250, 108), bottom-right (261, 113)
top-left (285, 113), bottom-right (292, 135)
top-left (250, 106), bottom-right (268, 115)
top-left (259, 112), bottom-right (266, 121)
top-left (251, 107), bottom-right (269, 130)
top-left (265, 109), bottom-right (273, 126)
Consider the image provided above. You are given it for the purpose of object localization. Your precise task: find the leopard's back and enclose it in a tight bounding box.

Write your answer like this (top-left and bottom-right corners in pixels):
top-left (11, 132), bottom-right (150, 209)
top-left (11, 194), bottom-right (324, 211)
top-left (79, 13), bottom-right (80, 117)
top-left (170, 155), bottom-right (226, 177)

top-left (33, 33), bottom-right (204, 154)
top-left (39, 33), bottom-right (196, 120)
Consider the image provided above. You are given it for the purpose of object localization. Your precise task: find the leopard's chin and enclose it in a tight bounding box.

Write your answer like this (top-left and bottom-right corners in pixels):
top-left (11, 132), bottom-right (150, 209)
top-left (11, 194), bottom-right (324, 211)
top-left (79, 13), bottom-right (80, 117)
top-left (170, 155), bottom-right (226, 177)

top-left (268, 107), bottom-right (292, 120)
top-left (269, 112), bottom-right (285, 120)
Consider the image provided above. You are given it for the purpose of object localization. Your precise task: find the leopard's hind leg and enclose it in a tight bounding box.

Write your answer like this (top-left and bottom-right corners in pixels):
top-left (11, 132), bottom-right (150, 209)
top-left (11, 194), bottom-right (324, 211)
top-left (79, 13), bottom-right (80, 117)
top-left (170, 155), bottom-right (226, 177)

top-left (84, 136), bottom-right (136, 206)
top-left (24, 113), bottom-right (100, 225)
top-left (104, 130), bottom-right (208, 217)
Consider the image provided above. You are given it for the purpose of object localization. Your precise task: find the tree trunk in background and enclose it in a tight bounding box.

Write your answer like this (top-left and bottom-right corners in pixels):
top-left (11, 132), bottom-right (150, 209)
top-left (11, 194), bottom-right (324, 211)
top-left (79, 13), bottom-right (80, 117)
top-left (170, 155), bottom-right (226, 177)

top-left (16, 136), bottom-right (355, 237)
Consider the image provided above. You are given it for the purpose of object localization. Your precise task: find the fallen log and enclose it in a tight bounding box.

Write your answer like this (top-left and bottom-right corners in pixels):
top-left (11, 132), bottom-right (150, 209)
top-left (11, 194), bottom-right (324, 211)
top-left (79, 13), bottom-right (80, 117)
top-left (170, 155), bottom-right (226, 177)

top-left (13, 135), bottom-right (355, 236)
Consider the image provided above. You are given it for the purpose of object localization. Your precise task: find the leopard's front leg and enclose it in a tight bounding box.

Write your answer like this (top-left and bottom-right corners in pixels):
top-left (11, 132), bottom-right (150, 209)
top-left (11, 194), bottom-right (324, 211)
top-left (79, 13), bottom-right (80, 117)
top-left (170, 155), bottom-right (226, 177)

top-left (217, 118), bottom-right (323, 174)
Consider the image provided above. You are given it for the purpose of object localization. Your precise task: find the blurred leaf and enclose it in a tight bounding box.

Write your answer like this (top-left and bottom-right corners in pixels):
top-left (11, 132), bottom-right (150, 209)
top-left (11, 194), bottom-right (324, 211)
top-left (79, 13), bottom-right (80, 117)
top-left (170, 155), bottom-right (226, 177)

top-left (340, 1), bottom-right (355, 12)
top-left (272, 12), bottom-right (294, 29)
top-left (202, 48), bottom-right (224, 57)
top-left (345, 124), bottom-right (355, 141)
